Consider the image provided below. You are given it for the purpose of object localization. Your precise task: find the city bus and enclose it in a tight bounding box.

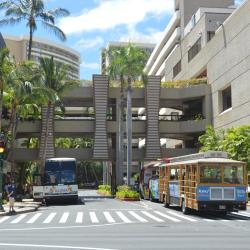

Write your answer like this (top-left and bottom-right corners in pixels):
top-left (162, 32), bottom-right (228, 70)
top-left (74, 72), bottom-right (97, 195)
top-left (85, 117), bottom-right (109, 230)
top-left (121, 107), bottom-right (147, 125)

top-left (158, 151), bottom-right (247, 214)
top-left (33, 158), bottom-right (78, 203)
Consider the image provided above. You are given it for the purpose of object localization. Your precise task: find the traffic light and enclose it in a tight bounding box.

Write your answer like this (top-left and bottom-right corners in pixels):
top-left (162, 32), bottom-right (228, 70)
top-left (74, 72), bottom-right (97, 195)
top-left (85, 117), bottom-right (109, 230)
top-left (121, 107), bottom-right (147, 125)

top-left (0, 135), bottom-right (6, 159)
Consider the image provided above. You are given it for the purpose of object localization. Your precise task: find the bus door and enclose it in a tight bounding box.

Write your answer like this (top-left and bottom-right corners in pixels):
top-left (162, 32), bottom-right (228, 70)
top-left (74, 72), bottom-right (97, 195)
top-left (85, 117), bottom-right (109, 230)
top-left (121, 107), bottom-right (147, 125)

top-left (183, 164), bottom-right (197, 210)
top-left (168, 167), bottom-right (181, 205)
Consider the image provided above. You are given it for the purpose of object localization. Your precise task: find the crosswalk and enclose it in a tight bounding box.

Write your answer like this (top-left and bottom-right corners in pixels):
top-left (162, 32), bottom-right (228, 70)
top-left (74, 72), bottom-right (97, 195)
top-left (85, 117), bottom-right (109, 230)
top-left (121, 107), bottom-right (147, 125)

top-left (0, 210), bottom-right (250, 226)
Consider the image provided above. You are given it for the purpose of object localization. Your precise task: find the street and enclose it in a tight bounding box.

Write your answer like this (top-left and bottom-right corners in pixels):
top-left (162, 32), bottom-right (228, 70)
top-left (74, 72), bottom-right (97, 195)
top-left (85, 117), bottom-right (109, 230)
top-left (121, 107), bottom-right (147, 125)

top-left (1, 198), bottom-right (250, 250)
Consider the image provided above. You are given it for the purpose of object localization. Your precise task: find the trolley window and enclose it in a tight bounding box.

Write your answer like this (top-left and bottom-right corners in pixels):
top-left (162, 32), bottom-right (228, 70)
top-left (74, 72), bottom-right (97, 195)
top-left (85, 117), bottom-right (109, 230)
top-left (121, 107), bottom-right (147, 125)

top-left (224, 165), bottom-right (244, 184)
top-left (200, 165), bottom-right (222, 184)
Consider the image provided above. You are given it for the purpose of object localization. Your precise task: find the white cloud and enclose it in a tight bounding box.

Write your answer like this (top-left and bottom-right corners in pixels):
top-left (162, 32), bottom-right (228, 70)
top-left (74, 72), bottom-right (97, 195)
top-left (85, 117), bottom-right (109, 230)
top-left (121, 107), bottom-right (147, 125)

top-left (81, 61), bottom-right (100, 70)
top-left (119, 26), bottom-right (165, 44)
top-left (75, 37), bottom-right (104, 50)
top-left (59, 0), bottom-right (173, 34)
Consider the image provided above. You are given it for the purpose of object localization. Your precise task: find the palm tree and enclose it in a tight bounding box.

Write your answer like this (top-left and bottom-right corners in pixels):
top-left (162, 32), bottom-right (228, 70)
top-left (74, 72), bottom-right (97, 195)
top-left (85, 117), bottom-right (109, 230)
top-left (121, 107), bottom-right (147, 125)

top-left (106, 44), bottom-right (148, 185)
top-left (0, 48), bottom-right (12, 132)
top-left (39, 56), bottom-right (79, 174)
top-left (0, 0), bottom-right (69, 59)
top-left (4, 60), bottom-right (52, 175)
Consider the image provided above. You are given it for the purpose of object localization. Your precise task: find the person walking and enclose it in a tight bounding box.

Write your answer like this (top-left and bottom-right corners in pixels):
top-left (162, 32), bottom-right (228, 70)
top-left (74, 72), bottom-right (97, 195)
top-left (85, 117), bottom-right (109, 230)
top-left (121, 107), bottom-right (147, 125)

top-left (5, 179), bottom-right (16, 214)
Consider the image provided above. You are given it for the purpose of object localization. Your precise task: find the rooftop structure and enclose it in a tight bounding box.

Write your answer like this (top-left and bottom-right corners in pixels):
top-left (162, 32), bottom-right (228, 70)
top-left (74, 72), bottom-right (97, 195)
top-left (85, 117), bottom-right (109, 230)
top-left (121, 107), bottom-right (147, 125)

top-left (3, 34), bottom-right (81, 80)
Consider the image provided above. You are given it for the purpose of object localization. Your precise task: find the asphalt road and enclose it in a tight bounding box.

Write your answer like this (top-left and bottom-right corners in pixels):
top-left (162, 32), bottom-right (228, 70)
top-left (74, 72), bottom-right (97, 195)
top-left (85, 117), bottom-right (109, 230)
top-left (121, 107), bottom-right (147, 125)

top-left (1, 198), bottom-right (250, 250)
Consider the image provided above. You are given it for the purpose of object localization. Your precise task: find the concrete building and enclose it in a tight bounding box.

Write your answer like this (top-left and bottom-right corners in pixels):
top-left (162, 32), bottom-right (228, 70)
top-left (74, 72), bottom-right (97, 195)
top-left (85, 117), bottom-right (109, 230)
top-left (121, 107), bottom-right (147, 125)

top-left (101, 41), bottom-right (155, 75)
top-left (145, 0), bottom-right (250, 130)
top-left (3, 34), bottom-right (80, 79)
top-left (144, 0), bottom-right (235, 81)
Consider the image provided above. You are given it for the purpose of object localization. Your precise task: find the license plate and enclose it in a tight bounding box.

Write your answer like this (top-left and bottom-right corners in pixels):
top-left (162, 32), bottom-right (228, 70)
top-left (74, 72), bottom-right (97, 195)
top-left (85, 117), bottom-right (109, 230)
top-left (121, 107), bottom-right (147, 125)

top-left (219, 205), bottom-right (226, 210)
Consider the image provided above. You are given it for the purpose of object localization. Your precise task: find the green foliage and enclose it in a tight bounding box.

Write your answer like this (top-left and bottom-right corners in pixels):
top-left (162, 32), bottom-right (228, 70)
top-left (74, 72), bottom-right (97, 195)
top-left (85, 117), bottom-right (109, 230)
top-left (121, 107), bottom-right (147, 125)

top-left (98, 185), bottom-right (111, 196)
top-left (116, 185), bottom-right (139, 199)
top-left (199, 126), bottom-right (223, 152)
top-left (161, 78), bottom-right (207, 88)
top-left (199, 125), bottom-right (250, 167)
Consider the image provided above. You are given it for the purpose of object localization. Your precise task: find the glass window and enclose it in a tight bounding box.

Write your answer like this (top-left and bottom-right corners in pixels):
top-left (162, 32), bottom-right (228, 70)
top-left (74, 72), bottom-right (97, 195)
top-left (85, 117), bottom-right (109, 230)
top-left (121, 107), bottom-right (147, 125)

top-left (224, 166), bottom-right (243, 184)
top-left (61, 170), bottom-right (76, 185)
top-left (200, 166), bottom-right (222, 183)
top-left (222, 86), bottom-right (232, 112)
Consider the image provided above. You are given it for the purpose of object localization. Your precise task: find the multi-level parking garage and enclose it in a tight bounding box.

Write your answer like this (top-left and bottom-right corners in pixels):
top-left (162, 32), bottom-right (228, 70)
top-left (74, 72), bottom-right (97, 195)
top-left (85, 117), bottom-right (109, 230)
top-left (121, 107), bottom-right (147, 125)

top-left (13, 75), bottom-right (211, 164)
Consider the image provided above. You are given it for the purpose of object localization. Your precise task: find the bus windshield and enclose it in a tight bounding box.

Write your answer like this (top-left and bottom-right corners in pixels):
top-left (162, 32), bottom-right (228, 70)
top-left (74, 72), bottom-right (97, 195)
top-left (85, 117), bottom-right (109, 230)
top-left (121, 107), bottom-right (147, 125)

top-left (224, 165), bottom-right (244, 184)
top-left (200, 166), bottom-right (222, 184)
top-left (44, 160), bottom-right (76, 185)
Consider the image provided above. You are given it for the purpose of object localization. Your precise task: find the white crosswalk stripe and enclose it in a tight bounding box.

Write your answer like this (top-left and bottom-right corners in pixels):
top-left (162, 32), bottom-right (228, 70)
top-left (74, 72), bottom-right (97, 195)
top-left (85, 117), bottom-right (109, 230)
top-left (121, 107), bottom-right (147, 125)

top-left (103, 212), bottom-right (115, 223)
top-left (59, 212), bottom-right (69, 224)
top-left (166, 211), bottom-right (198, 222)
top-left (128, 211), bottom-right (148, 223)
top-left (43, 212), bottom-right (57, 224)
top-left (154, 211), bottom-right (181, 222)
top-left (116, 211), bottom-right (132, 223)
top-left (11, 214), bottom-right (27, 224)
top-left (90, 212), bottom-right (99, 223)
top-left (76, 212), bottom-right (83, 223)
top-left (0, 216), bottom-right (11, 223)
top-left (141, 211), bottom-right (164, 222)
top-left (1, 209), bottom-right (250, 226)
top-left (27, 213), bottom-right (42, 224)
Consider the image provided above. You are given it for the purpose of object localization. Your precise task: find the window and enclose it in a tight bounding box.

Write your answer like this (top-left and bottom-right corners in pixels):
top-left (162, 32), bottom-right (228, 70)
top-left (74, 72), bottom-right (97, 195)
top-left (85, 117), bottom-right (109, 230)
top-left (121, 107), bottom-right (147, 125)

top-left (173, 60), bottom-right (181, 78)
top-left (224, 166), bottom-right (243, 184)
top-left (221, 86), bottom-right (232, 112)
top-left (207, 31), bottom-right (215, 42)
top-left (200, 166), bottom-right (222, 183)
top-left (188, 37), bottom-right (201, 62)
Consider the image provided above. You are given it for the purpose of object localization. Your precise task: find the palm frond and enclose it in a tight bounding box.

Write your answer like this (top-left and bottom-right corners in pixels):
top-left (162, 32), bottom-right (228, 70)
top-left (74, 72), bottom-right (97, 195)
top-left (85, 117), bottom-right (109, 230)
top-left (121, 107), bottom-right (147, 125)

top-left (42, 21), bottom-right (67, 41)
top-left (0, 16), bottom-right (23, 25)
top-left (49, 8), bottom-right (70, 17)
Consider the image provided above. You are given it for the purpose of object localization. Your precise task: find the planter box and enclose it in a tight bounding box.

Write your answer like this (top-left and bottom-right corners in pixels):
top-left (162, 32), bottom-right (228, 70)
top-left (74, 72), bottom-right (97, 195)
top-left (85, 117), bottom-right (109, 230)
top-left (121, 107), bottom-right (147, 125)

top-left (116, 197), bottom-right (140, 201)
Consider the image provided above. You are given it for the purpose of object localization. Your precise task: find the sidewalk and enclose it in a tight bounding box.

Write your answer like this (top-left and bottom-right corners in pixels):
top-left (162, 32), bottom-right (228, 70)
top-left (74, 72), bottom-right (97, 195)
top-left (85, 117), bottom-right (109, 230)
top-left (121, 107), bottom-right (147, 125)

top-left (0, 200), bottom-right (41, 216)
top-left (78, 189), bottom-right (114, 199)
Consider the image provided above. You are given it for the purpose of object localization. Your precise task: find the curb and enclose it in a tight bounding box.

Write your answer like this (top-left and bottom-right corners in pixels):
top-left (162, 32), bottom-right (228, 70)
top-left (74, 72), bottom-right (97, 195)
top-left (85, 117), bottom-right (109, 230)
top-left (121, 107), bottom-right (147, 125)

top-left (0, 205), bottom-right (39, 217)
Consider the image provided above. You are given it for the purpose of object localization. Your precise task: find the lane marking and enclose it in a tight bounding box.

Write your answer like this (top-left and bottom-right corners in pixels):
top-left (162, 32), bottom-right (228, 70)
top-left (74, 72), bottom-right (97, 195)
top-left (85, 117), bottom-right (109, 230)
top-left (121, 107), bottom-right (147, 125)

top-left (116, 212), bottom-right (132, 223)
top-left (90, 212), bottom-right (99, 223)
top-left (27, 213), bottom-right (42, 224)
top-left (141, 211), bottom-right (164, 222)
top-left (0, 216), bottom-right (11, 223)
top-left (103, 212), bottom-right (115, 223)
top-left (43, 213), bottom-right (57, 224)
top-left (59, 212), bottom-right (69, 224)
top-left (128, 211), bottom-right (148, 223)
top-left (0, 222), bottom-right (129, 231)
top-left (154, 211), bottom-right (181, 222)
top-left (11, 214), bottom-right (27, 224)
top-left (166, 211), bottom-right (198, 222)
top-left (76, 212), bottom-right (83, 223)
top-left (0, 243), bottom-right (119, 250)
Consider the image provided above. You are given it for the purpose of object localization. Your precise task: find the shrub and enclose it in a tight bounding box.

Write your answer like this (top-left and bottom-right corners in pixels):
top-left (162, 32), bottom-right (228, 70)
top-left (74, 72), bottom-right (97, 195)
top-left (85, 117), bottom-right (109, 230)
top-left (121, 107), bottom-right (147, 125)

top-left (116, 185), bottom-right (139, 199)
top-left (98, 185), bottom-right (111, 195)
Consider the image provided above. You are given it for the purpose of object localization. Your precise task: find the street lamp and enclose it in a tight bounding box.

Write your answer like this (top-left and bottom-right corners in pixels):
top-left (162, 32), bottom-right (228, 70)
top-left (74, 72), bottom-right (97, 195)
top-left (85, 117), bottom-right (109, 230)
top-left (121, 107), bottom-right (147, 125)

top-left (0, 133), bottom-right (6, 212)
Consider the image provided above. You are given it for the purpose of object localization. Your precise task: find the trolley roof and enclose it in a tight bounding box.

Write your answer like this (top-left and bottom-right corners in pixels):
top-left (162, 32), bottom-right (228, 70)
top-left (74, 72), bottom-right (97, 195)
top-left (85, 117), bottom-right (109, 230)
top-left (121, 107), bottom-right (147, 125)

top-left (46, 158), bottom-right (76, 162)
top-left (159, 151), bottom-right (245, 167)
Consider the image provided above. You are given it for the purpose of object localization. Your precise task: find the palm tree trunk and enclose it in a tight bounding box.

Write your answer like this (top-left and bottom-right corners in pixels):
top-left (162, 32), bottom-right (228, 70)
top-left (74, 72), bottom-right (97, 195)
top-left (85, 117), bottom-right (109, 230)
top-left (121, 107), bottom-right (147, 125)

top-left (10, 109), bottom-right (18, 178)
top-left (126, 77), bottom-right (132, 186)
top-left (40, 102), bottom-right (52, 176)
top-left (28, 25), bottom-right (33, 60)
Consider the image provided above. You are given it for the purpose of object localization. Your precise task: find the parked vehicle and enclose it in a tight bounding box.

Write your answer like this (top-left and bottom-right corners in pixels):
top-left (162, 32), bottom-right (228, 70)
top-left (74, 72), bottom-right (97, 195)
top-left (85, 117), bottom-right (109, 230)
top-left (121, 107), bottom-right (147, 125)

top-left (33, 158), bottom-right (78, 203)
top-left (158, 151), bottom-right (247, 214)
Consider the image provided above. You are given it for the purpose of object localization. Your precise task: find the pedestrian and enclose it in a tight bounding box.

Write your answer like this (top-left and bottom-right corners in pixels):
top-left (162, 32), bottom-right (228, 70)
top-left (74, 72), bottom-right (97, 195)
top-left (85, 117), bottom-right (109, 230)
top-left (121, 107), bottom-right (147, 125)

top-left (5, 179), bottom-right (16, 214)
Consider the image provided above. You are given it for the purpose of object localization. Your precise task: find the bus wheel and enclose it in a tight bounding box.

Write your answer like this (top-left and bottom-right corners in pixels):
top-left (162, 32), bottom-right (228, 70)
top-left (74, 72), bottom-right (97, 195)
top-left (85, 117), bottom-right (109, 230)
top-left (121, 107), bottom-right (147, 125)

top-left (182, 199), bottom-right (190, 214)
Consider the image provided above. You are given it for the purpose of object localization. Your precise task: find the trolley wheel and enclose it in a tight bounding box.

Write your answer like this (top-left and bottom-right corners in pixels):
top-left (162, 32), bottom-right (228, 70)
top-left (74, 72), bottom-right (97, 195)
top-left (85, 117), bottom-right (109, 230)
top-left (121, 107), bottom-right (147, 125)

top-left (182, 199), bottom-right (190, 215)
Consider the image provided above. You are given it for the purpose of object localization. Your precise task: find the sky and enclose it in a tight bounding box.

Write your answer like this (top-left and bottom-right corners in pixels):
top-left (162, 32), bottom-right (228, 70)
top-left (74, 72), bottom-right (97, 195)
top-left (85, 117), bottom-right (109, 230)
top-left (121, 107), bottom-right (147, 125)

top-left (0, 0), bottom-right (245, 80)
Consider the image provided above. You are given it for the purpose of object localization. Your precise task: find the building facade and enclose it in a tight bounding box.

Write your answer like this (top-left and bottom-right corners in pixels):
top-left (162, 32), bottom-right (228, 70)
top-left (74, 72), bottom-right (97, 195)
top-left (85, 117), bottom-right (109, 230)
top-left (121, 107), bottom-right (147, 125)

top-left (145, 0), bottom-right (250, 130)
top-left (3, 35), bottom-right (80, 79)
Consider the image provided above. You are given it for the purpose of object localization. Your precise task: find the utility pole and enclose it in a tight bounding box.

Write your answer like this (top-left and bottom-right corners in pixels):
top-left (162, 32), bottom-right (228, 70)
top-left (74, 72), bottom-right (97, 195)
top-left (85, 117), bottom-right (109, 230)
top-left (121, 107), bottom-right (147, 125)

top-left (0, 133), bottom-right (6, 212)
